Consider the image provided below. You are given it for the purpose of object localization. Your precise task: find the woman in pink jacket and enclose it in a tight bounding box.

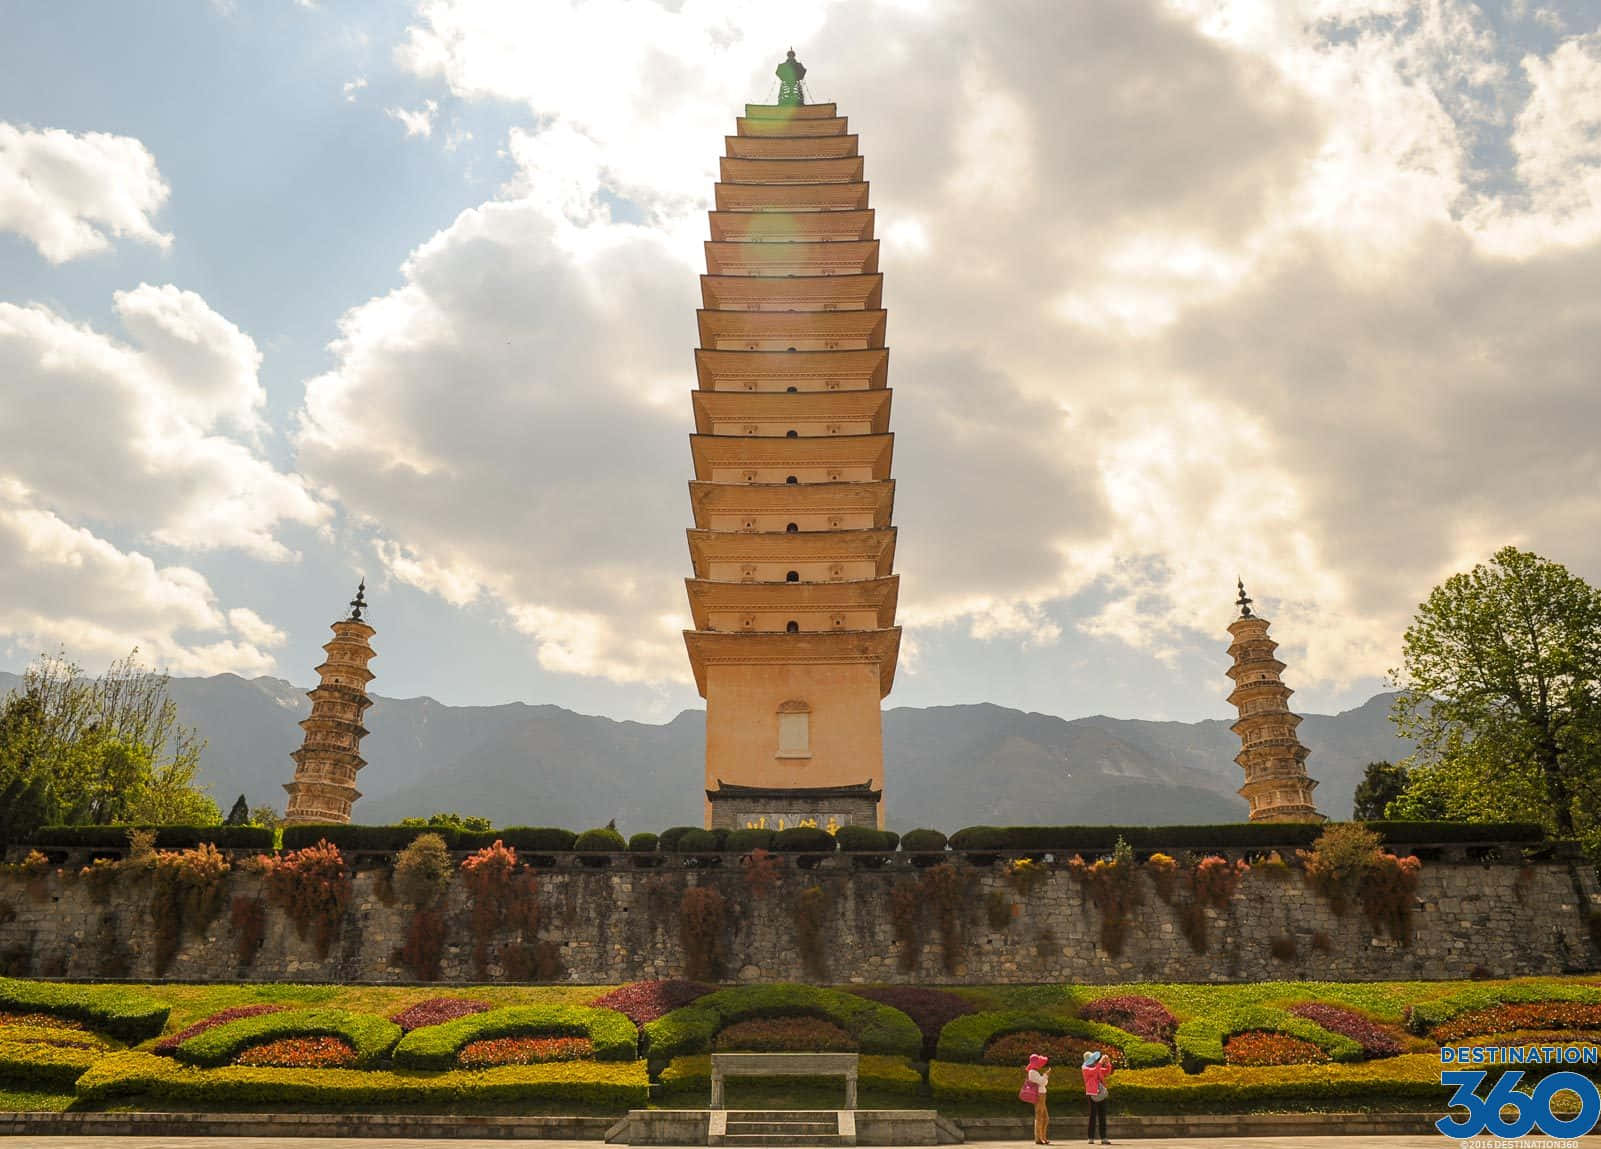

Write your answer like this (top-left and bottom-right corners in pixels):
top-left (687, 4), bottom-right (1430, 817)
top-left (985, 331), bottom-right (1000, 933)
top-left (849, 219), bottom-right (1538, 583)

top-left (1081, 1050), bottom-right (1112, 1144)
top-left (1024, 1053), bottom-right (1051, 1143)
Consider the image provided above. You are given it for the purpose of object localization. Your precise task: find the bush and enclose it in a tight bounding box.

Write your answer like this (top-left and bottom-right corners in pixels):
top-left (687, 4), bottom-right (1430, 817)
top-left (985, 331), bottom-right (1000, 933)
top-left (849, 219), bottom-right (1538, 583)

top-left (627, 833), bottom-right (659, 854)
top-left (392, 833), bottom-right (454, 905)
top-left (258, 840), bottom-right (351, 960)
top-left (849, 987), bottom-right (978, 1061)
top-left (459, 1036), bottom-right (592, 1067)
top-left (835, 825), bottom-right (899, 852)
top-left (642, 984), bottom-right (921, 1063)
top-left (724, 828), bottom-right (775, 853)
top-left (658, 1053), bottom-right (922, 1102)
top-left (0, 1039), bottom-right (100, 1087)
top-left (771, 827), bottom-right (837, 854)
top-left (75, 1050), bottom-right (650, 1110)
top-left (235, 1036), bottom-right (358, 1069)
top-left (173, 1009), bottom-right (400, 1069)
top-left (155, 1004), bottom-right (290, 1055)
top-left (715, 1017), bottom-right (857, 1052)
top-left (1078, 995), bottom-right (1178, 1047)
top-left (657, 827), bottom-right (698, 852)
top-left (0, 977), bottom-right (169, 1044)
top-left (1406, 982), bottom-right (1601, 1035)
top-left (1224, 1031), bottom-right (1330, 1066)
top-left (392, 1005), bottom-right (637, 1070)
top-left (459, 826), bottom-right (577, 852)
top-left (280, 824), bottom-right (457, 853)
top-left (1175, 1007), bottom-right (1361, 1073)
top-left (1362, 821), bottom-right (1544, 844)
top-left (983, 1029), bottom-right (1122, 1068)
top-left (899, 828), bottom-right (948, 854)
top-left (1287, 1003), bottom-right (1403, 1058)
top-left (390, 998), bottom-right (493, 1033)
top-left (574, 828), bottom-right (626, 852)
top-left (28, 825), bottom-right (274, 851)
top-left (589, 981), bottom-right (714, 1029)
top-left (674, 829), bottom-right (720, 854)
top-left (942, 822), bottom-right (1543, 853)
top-left (936, 1010), bottom-right (1170, 1068)
top-left (0, 1023), bottom-right (113, 1050)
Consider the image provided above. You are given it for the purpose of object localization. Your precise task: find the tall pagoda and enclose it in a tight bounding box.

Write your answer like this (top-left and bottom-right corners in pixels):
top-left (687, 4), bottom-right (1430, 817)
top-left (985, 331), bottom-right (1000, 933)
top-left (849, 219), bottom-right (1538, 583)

top-left (283, 582), bottom-right (377, 826)
top-left (684, 53), bottom-right (901, 831)
top-left (1224, 580), bottom-right (1323, 823)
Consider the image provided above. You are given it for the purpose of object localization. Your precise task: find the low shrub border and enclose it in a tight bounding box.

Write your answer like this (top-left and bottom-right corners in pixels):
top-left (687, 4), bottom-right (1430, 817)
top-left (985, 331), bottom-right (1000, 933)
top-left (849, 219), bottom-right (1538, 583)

top-left (935, 1010), bottom-right (1171, 1068)
top-left (642, 985), bottom-right (921, 1063)
top-left (0, 1040), bottom-right (102, 1088)
top-left (28, 825), bottom-right (274, 851)
top-left (945, 821), bottom-right (1544, 853)
top-left (392, 1005), bottom-right (636, 1070)
top-left (74, 1050), bottom-right (650, 1110)
top-left (172, 1009), bottom-right (400, 1069)
top-left (1407, 983), bottom-right (1601, 1036)
top-left (657, 1053), bottom-right (924, 1101)
top-left (0, 977), bottom-right (168, 1044)
top-left (1175, 1007), bottom-right (1361, 1073)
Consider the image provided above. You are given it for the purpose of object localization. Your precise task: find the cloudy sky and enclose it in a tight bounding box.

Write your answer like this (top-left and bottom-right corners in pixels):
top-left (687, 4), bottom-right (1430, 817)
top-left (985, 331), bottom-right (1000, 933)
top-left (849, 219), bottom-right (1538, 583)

top-left (2, 0), bottom-right (1599, 727)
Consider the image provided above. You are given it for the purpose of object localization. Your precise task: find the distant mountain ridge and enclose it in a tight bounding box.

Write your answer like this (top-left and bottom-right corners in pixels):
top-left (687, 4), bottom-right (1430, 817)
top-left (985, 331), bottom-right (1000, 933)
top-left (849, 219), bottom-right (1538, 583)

top-left (0, 671), bottom-right (1414, 830)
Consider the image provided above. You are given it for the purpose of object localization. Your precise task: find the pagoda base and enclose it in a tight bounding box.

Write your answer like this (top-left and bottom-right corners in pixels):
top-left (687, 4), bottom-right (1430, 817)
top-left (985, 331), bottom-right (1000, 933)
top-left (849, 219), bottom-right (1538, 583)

top-left (708, 780), bottom-right (881, 832)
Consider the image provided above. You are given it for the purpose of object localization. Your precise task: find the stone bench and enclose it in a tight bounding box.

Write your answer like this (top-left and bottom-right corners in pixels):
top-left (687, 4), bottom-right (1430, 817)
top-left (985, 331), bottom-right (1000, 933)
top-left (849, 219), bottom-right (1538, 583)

top-left (709, 1051), bottom-right (860, 1110)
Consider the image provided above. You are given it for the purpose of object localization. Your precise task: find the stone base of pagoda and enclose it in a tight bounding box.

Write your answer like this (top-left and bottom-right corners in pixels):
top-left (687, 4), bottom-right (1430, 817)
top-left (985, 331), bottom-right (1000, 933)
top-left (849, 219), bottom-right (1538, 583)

top-left (707, 780), bottom-right (880, 832)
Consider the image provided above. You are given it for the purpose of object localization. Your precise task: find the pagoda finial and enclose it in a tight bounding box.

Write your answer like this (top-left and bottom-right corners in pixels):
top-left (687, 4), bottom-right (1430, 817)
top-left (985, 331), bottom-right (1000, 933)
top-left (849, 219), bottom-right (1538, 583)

top-left (1235, 577), bottom-right (1253, 619)
top-left (349, 578), bottom-right (367, 622)
top-left (776, 48), bottom-right (807, 106)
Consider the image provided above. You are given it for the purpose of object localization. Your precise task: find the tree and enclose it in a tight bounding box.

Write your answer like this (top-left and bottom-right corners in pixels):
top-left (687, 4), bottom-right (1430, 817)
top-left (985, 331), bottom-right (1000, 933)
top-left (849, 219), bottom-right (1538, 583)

top-left (249, 804), bottom-right (282, 830)
top-left (1392, 546), bottom-right (1601, 839)
top-left (400, 812), bottom-right (494, 833)
top-left (225, 795), bottom-right (251, 826)
top-left (1352, 761), bottom-right (1409, 820)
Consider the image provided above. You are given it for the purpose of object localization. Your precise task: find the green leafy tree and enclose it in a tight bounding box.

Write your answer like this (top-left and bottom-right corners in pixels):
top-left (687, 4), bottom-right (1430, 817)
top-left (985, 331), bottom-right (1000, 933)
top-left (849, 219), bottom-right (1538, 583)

top-left (399, 811), bottom-right (494, 833)
top-left (1391, 546), bottom-right (1601, 839)
top-left (249, 804), bottom-right (282, 830)
top-left (225, 795), bottom-right (251, 826)
top-left (1352, 760), bottom-right (1409, 820)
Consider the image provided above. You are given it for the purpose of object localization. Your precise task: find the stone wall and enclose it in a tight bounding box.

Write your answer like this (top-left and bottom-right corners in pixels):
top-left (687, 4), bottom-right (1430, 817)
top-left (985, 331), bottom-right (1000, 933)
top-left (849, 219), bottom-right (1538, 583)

top-left (0, 851), bottom-right (1594, 984)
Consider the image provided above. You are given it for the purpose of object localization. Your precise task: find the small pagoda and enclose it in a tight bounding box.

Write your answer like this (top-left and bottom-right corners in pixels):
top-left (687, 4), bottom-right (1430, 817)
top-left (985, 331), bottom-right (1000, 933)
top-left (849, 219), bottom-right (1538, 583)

top-left (1224, 580), bottom-right (1323, 823)
top-left (682, 52), bottom-right (901, 830)
top-left (283, 581), bottom-right (377, 826)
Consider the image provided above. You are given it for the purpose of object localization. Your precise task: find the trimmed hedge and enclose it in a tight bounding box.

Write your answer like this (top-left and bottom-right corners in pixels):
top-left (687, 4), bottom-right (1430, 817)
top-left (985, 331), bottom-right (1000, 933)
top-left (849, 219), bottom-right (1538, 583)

top-left (658, 827), bottom-right (698, 852)
top-left (0, 1024), bottom-right (116, 1050)
top-left (75, 1050), bottom-right (650, 1110)
top-left (771, 827), bottom-right (837, 853)
top-left (627, 833), bottom-right (659, 853)
top-left (930, 1054), bottom-right (1447, 1112)
top-left (27, 824), bottom-right (273, 851)
top-left (946, 821), bottom-right (1545, 853)
top-left (1407, 982), bottom-right (1601, 1035)
top-left (173, 1009), bottom-right (401, 1069)
top-left (835, 826), bottom-right (900, 852)
top-left (1174, 1007), bottom-right (1361, 1072)
top-left (900, 829), bottom-right (948, 853)
top-left (723, 828), bottom-right (775, 853)
top-left (658, 1053), bottom-right (923, 1100)
top-left (280, 824), bottom-right (457, 852)
top-left (393, 1006), bottom-right (637, 1069)
top-left (674, 829), bottom-right (720, 854)
top-left (643, 985), bottom-right (921, 1063)
top-left (0, 1039), bottom-right (101, 1088)
top-left (0, 977), bottom-right (169, 1044)
top-left (574, 828), bottom-right (626, 852)
top-left (935, 1010), bottom-right (1171, 1068)
top-left (458, 827), bottom-right (577, 852)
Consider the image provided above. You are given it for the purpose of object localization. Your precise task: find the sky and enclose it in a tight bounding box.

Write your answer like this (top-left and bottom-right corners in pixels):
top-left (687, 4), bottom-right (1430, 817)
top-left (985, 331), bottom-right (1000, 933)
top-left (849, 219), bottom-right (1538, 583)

top-left (2, 0), bottom-right (1600, 727)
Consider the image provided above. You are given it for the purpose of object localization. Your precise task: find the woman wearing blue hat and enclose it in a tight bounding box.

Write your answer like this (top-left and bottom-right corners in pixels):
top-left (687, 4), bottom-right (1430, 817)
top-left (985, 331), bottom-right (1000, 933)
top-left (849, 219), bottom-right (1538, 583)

top-left (1081, 1050), bottom-right (1113, 1144)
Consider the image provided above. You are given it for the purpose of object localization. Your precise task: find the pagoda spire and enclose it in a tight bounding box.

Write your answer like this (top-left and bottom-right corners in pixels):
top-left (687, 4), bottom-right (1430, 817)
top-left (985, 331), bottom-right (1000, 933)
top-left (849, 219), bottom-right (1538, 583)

top-left (283, 581), bottom-right (377, 826)
top-left (1224, 581), bottom-right (1323, 823)
top-left (776, 49), bottom-right (807, 106)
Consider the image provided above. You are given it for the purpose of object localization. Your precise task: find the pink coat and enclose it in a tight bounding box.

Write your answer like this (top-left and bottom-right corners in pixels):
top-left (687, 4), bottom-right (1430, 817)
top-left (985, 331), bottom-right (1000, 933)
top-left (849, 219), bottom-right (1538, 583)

top-left (1081, 1061), bottom-right (1112, 1097)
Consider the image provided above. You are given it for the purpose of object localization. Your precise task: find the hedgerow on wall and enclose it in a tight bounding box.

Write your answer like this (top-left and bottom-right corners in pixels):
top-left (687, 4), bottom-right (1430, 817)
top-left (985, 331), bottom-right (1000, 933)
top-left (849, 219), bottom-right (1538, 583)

top-left (391, 1005), bottom-right (637, 1069)
top-left (641, 984), bottom-right (921, 1064)
top-left (172, 1009), bottom-right (401, 1069)
top-left (256, 840), bottom-right (350, 961)
top-left (935, 1010), bottom-right (1171, 1068)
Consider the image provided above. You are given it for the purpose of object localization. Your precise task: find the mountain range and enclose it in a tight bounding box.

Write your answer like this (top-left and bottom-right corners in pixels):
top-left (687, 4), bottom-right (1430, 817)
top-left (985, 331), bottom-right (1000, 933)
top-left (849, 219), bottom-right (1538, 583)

top-left (0, 671), bottom-right (1415, 830)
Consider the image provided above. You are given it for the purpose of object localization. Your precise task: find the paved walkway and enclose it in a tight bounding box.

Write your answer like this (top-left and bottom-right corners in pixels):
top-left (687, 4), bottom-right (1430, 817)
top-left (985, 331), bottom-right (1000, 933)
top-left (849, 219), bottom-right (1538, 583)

top-left (6, 1138), bottom-right (1601, 1148)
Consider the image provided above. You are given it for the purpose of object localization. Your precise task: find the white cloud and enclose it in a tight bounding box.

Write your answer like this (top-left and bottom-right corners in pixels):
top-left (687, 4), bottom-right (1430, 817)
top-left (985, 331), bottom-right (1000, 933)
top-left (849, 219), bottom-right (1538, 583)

top-left (0, 122), bottom-right (171, 262)
top-left (343, 77), bottom-right (368, 102)
top-left (386, 100), bottom-right (438, 138)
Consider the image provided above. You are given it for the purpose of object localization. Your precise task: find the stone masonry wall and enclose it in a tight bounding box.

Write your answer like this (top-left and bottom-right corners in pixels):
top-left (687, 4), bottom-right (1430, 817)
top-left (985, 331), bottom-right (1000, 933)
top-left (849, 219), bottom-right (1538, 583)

top-left (0, 854), bottom-right (1594, 984)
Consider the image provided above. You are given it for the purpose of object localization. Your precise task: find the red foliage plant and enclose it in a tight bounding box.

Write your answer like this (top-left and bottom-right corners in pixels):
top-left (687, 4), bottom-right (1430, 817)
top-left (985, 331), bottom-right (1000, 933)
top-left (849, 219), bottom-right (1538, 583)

top-left (234, 1035), bottom-right (358, 1069)
top-left (589, 980), bottom-right (713, 1028)
top-left (154, 1004), bottom-right (291, 1055)
top-left (851, 986), bottom-right (979, 1060)
top-left (1432, 1002), bottom-right (1601, 1044)
top-left (459, 1035), bottom-right (593, 1067)
top-left (230, 895), bottom-right (267, 969)
top-left (714, 1017), bottom-right (857, 1052)
top-left (0, 1011), bottom-right (87, 1032)
top-left (1078, 994), bottom-right (1178, 1046)
top-left (983, 1030), bottom-right (1122, 1068)
top-left (258, 840), bottom-right (351, 960)
top-left (460, 841), bottom-right (540, 976)
top-left (397, 908), bottom-right (448, 982)
top-left (390, 997), bottom-right (493, 1032)
top-left (1224, 1031), bottom-right (1330, 1066)
top-left (1288, 1002), bottom-right (1403, 1058)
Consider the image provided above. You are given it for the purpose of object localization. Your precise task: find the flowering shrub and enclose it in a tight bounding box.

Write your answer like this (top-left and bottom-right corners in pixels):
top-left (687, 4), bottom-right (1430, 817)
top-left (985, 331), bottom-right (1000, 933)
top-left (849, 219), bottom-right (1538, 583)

top-left (1300, 824), bottom-right (1422, 942)
top-left (1079, 995), bottom-right (1177, 1047)
top-left (154, 1004), bottom-right (290, 1055)
top-left (1224, 1031), bottom-right (1330, 1066)
top-left (147, 842), bottom-right (232, 976)
top-left (1005, 857), bottom-right (1047, 897)
top-left (1145, 853), bottom-right (1179, 903)
top-left (1178, 856), bottom-right (1250, 954)
top-left (714, 1017), bottom-right (857, 1052)
top-left (983, 1029), bottom-right (1122, 1068)
top-left (459, 1035), bottom-right (594, 1067)
top-left (1433, 1002), bottom-right (1601, 1044)
top-left (235, 1035), bottom-right (358, 1069)
top-left (850, 986), bottom-right (979, 1060)
top-left (1067, 839), bottom-right (1142, 956)
top-left (1288, 1003), bottom-right (1403, 1058)
top-left (389, 998), bottom-right (492, 1033)
top-left (258, 840), bottom-right (350, 960)
top-left (589, 980), bottom-right (712, 1028)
